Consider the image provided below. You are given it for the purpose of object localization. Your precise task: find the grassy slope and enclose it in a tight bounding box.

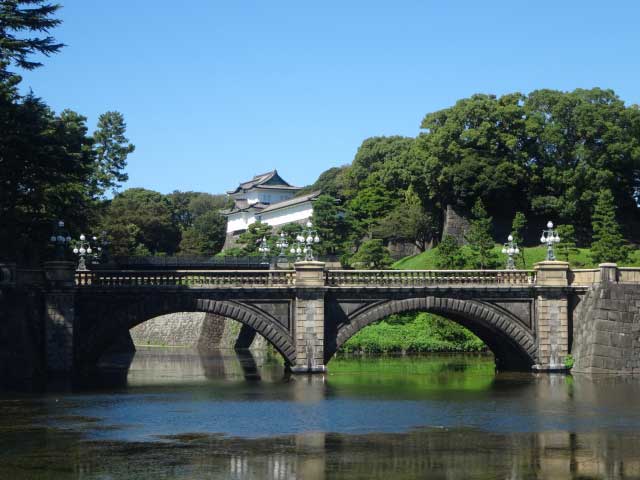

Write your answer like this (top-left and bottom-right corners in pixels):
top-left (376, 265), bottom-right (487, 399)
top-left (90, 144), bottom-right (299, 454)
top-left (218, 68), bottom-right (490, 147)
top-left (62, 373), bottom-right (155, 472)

top-left (393, 245), bottom-right (640, 270)
top-left (341, 312), bottom-right (485, 354)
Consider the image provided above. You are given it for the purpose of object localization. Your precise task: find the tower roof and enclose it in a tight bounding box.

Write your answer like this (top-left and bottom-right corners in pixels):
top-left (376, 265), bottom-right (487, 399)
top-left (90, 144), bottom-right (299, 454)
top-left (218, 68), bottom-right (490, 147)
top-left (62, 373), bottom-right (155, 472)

top-left (227, 169), bottom-right (300, 195)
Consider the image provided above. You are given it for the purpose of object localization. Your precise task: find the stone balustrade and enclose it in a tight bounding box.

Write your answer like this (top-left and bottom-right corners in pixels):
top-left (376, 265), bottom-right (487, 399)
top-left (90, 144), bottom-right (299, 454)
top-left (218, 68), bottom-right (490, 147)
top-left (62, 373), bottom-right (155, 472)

top-left (570, 269), bottom-right (600, 285)
top-left (618, 268), bottom-right (640, 284)
top-left (66, 264), bottom-right (640, 289)
top-left (75, 269), bottom-right (296, 287)
top-left (326, 269), bottom-right (536, 287)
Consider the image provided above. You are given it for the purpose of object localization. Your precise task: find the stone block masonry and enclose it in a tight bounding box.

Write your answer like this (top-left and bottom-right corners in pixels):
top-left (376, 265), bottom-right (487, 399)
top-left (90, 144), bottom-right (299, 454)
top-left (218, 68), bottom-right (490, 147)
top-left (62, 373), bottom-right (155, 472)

top-left (130, 312), bottom-right (268, 350)
top-left (572, 282), bottom-right (640, 374)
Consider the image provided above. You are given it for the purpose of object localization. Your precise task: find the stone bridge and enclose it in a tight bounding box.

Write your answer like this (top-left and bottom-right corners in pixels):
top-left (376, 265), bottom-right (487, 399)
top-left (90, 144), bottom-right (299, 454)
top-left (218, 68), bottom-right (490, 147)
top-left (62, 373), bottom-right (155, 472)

top-left (3, 261), bottom-right (640, 376)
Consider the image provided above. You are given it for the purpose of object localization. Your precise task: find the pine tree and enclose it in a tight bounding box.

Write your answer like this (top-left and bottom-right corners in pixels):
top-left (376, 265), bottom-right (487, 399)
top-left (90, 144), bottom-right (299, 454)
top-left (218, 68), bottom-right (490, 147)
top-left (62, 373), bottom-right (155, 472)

top-left (436, 234), bottom-right (467, 269)
top-left (92, 111), bottom-right (135, 196)
top-left (465, 199), bottom-right (498, 269)
top-left (556, 224), bottom-right (579, 264)
top-left (0, 1), bottom-right (63, 79)
top-left (590, 189), bottom-right (629, 264)
top-left (511, 211), bottom-right (527, 268)
top-left (349, 239), bottom-right (392, 268)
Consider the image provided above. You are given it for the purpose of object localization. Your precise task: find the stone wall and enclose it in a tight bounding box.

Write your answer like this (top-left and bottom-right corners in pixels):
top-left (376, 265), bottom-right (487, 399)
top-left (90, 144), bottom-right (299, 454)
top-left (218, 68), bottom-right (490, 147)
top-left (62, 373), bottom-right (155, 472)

top-left (442, 204), bottom-right (471, 244)
top-left (129, 312), bottom-right (268, 350)
top-left (572, 283), bottom-right (640, 373)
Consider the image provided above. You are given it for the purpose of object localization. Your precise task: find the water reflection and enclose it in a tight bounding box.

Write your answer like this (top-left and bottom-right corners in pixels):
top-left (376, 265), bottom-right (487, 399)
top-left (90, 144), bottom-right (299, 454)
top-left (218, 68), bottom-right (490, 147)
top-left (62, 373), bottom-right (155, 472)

top-left (2, 349), bottom-right (640, 479)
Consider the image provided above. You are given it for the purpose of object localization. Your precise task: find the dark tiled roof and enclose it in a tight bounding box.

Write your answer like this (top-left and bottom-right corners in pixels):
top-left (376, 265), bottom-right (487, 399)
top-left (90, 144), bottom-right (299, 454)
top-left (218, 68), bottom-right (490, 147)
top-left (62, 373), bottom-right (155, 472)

top-left (260, 191), bottom-right (321, 213)
top-left (227, 169), bottom-right (300, 195)
top-left (222, 192), bottom-right (321, 217)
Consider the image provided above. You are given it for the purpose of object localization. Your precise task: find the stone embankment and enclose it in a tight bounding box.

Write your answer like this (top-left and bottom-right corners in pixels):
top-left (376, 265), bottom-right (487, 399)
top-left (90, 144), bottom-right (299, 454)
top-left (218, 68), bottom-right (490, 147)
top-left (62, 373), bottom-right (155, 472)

top-left (130, 312), bottom-right (268, 350)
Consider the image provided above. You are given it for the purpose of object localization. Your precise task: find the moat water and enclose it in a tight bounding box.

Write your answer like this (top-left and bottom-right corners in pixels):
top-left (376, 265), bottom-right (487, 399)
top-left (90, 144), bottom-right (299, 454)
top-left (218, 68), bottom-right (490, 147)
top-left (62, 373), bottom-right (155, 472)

top-left (2, 348), bottom-right (640, 479)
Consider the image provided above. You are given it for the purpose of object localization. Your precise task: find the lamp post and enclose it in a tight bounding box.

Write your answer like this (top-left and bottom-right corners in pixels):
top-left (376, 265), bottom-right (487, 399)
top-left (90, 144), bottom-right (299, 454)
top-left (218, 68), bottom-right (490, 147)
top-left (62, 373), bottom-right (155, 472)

top-left (89, 235), bottom-right (103, 266)
top-left (296, 221), bottom-right (320, 262)
top-left (501, 234), bottom-right (520, 270)
top-left (290, 240), bottom-right (303, 262)
top-left (540, 221), bottom-right (560, 261)
top-left (258, 236), bottom-right (270, 262)
top-left (72, 234), bottom-right (93, 271)
top-left (49, 220), bottom-right (72, 260)
top-left (276, 232), bottom-right (289, 260)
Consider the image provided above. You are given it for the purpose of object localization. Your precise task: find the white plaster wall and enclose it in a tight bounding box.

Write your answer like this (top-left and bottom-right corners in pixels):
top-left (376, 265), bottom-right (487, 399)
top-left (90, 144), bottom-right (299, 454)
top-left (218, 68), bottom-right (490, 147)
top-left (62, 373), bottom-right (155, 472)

top-left (245, 188), bottom-right (296, 205)
top-left (227, 201), bottom-right (314, 233)
top-left (262, 202), bottom-right (313, 227)
top-left (227, 212), bottom-right (254, 233)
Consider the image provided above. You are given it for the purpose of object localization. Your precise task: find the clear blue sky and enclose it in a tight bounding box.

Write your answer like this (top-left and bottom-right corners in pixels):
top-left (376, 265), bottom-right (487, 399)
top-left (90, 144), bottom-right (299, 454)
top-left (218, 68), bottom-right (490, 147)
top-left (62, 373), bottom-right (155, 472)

top-left (19, 0), bottom-right (640, 195)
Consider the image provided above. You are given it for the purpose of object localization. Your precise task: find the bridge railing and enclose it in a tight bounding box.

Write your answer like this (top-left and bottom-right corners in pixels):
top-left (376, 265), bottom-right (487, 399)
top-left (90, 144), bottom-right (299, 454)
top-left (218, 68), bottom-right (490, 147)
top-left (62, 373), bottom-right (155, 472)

top-left (75, 270), bottom-right (296, 287)
top-left (325, 269), bottom-right (536, 287)
top-left (618, 268), bottom-right (640, 284)
top-left (570, 269), bottom-right (600, 285)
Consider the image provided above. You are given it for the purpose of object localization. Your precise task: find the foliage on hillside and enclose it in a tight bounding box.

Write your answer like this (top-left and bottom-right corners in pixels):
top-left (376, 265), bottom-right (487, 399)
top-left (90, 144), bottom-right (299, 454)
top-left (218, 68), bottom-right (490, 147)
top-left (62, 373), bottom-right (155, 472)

top-left (339, 312), bottom-right (485, 354)
top-left (393, 245), bottom-right (640, 270)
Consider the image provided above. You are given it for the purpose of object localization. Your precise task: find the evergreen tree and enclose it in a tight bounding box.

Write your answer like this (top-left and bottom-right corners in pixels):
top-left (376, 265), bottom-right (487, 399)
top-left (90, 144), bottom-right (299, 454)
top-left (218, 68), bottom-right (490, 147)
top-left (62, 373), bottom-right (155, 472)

top-left (311, 194), bottom-right (351, 256)
top-left (178, 211), bottom-right (226, 257)
top-left (237, 222), bottom-right (273, 256)
top-left (511, 211), bottom-right (527, 268)
top-left (590, 189), bottom-right (629, 264)
top-left (92, 111), bottom-right (135, 196)
top-left (556, 224), bottom-right (579, 264)
top-left (0, 1), bottom-right (63, 79)
top-left (436, 234), bottom-right (467, 269)
top-left (465, 199), bottom-right (498, 269)
top-left (349, 239), bottom-right (392, 268)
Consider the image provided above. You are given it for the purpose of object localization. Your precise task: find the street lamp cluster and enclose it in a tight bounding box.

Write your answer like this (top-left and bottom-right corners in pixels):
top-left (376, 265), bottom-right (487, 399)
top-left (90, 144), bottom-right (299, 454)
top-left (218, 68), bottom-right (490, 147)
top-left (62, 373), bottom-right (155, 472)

top-left (49, 220), bottom-right (108, 270)
top-left (540, 221), bottom-right (561, 261)
top-left (501, 235), bottom-right (520, 270)
top-left (292, 221), bottom-right (320, 262)
top-left (501, 220), bottom-right (561, 269)
top-left (256, 221), bottom-right (321, 264)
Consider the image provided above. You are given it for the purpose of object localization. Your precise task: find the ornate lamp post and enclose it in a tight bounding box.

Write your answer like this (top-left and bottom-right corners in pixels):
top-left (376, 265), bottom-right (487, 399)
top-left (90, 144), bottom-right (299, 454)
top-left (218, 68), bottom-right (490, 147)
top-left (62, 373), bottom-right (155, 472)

top-left (290, 240), bottom-right (303, 262)
top-left (72, 234), bottom-right (93, 271)
top-left (540, 221), bottom-right (561, 261)
top-left (49, 220), bottom-right (72, 260)
top-left (276, 232), bottom-right (289, 260)
top-left (501, 234), bottom-right (520, 270)
top-left (258, 236), bottom-right (270, 262)
top-left (298, 221), bottom-right (320, 261)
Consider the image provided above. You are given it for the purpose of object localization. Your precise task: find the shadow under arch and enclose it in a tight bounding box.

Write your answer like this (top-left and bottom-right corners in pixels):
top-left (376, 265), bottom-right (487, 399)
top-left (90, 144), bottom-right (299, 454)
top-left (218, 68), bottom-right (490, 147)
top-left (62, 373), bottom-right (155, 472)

top-left (76, 296), bottom-right (296, 370)
top-left (328, 297), bottom-right (537, 370)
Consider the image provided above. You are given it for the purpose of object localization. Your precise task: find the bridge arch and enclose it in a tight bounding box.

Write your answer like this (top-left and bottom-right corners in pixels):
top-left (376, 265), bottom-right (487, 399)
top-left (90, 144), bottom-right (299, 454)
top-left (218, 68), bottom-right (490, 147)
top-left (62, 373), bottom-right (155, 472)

top-left (75, 294), bottom-right (297, 368)
top-left (330, 297), bottom-right (537, 370)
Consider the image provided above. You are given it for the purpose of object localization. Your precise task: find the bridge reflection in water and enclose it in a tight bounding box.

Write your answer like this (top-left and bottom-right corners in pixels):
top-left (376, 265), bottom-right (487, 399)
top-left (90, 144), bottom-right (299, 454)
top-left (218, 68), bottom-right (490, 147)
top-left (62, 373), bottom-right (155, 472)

top-left (87, 349), bottom-right (640, 479)
top-left (3, 348), bottom-right (640, 479)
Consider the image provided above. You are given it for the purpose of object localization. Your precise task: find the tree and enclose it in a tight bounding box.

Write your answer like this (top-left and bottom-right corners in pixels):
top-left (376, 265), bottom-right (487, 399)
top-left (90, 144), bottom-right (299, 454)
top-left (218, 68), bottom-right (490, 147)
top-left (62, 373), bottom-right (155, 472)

top-left (590, 189), bottom-right (629, 264)
top-left (311, 195), bottom-right (351, 256)
top-left (511, 212), bottom-right (527, 268)
top-left (349, 239), bottom-right (392, 269)
top-left (178, 211), bottom-right (226, 256)
top-left (436, 234), bottom-right (466, 269)
top-left (236, 222), bottom-right (273, 255)
top-left (465, 199), bottom-right (498, 269)
top-left (101, 188), bottom-right (180, 256)
top-left (0, 90), bottom-right (95, 262)
top-left (556, 224), bottom-right (580, 264)
top-left (412, 93), bottom-right (530, 219)
top-left (345, 136), bottom-right (413, 195)
top-left (0, 1), bottom-right (63, 80)
top-left (375, 186), bottom-right (437, 252)
top-left (92, 111), bottom-right (135, 196)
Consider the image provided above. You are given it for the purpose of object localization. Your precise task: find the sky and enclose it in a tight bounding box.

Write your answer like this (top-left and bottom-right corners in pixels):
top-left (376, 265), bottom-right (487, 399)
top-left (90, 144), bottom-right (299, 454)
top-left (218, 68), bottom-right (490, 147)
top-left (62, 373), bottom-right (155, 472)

top-left (18, 0), bottom-right (640, 195)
